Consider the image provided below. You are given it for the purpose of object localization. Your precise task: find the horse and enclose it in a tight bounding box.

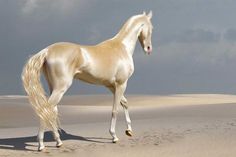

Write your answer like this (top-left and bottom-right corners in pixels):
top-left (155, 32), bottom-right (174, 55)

top-left (22, 11), bottom-right (153, 151)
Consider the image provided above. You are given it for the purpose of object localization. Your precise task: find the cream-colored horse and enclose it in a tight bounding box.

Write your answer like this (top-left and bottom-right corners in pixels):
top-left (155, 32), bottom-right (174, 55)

top-left (22, 11), bottom-right (153, 151)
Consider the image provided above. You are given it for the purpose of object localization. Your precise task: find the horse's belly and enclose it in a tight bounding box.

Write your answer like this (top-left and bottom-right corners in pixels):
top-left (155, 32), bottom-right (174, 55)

top-left (74, 60), bottom-right (133, 86)
top-left (74, 72), bottom-right (115, 86)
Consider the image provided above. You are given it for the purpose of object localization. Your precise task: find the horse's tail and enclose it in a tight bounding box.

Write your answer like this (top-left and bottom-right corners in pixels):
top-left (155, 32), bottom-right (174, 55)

top-left (21, 48), bottom-right (58, 130)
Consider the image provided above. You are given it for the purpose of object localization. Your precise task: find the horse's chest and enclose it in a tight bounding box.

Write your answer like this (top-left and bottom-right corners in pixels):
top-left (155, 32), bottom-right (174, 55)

top-left (115, 59), bottom-right (134, 82)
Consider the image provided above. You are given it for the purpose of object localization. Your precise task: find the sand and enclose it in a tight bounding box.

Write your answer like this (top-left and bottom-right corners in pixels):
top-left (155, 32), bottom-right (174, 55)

top-left (1, 94), bottom-right (236, 157)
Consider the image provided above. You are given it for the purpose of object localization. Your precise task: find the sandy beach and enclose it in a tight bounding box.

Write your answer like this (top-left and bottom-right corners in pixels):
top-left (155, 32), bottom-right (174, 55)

top-left (1, 94), bottom-right (236, 157)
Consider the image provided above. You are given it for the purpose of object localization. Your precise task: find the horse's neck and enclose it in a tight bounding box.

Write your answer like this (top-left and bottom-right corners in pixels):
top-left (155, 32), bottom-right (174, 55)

top-left (114, 15), bottom-right (144, 55)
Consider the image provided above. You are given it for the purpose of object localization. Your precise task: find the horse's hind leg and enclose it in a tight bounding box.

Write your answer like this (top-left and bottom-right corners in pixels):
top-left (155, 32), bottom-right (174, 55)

top-left (36, 66), bottom-right (52, 151)
top-left (51, 105), bottom-right (63, 148)
top-left (48, 77), bottom-right (73, 148)
top-left (43, 63), bottom-right (73, 148)
top-left (37, 77), bottom-right (71, 151)
top-left (38, 119), bottom-right (46, 151)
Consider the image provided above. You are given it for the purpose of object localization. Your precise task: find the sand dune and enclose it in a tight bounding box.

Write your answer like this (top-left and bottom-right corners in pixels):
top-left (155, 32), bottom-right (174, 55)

top-left (1, 94), bottom-right (236, 157)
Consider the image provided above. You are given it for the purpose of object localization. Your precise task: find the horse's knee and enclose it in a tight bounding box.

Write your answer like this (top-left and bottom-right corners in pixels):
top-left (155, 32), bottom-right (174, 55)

top-left (121, 98), bottom-right (128, 109)
top-left (53, 106), bottom-right (58, 113)
top-left (112, 111), bottom-right (118, 118)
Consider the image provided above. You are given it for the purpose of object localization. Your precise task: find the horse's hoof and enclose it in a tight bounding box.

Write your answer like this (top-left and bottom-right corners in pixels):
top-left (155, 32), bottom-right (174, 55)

top-left (56, 141), bottom-right (63, 148)
top-left (112, 137), bottom-right (119, 143)
top-left (38, 145), bottom-right (45, 152)
top-left (125, 130), bottom-right (133, 137)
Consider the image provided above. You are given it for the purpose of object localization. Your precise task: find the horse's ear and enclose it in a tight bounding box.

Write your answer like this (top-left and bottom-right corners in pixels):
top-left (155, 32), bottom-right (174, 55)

top-left (143, 11), bottom-right (146, 15)
top-left (147, 10), bottom-right (153, 19)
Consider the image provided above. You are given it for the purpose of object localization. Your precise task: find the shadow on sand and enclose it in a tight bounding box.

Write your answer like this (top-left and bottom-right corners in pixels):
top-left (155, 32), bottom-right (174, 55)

top-left (0, 129), bottom-right (111, 151)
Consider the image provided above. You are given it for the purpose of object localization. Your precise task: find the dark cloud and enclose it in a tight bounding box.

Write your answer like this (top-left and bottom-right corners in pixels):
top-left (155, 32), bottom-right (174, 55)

top-left (224, 28), bottom-right (236, 42)
top-left (177, 29), bottom-right (220, 43)
top-left (1, 0), bottom-right (236, 95)
top-left (159, 29), bottom-right (220, 45)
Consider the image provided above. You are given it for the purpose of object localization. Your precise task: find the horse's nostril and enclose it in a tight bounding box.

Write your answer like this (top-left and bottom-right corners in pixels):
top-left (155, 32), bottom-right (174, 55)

top-left (147, 46), bottom-right (150, 50)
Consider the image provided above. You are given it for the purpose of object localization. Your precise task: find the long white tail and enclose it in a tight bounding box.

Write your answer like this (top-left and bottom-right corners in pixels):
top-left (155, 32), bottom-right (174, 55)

top-left (22, 49), bottom-right (58, 130)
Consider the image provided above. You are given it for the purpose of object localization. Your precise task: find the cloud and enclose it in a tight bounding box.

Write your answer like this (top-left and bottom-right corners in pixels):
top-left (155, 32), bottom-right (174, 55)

top-left (2, 0), bottom-right (236, 94)
top-left (131, 39), bottom-right (236, 94)
top-left (159, 29), bottom-right (220, 45)
top-left (157, 41), bottom-right (236, 67)
top-left (21, 0), bottom-right (84, 15)
top-left (178, 29), bottom-right (220, 43)
top-left (224, 28), bottom-right (236, 42)
top-left (22, 0), bottom-right (37, 13)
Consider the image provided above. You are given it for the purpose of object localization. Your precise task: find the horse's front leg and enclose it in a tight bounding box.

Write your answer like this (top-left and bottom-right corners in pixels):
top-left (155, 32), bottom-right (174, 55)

top-left (120, 96), bottom-right (133, 136)
top-left (109, 82), bottom-right (127, 143)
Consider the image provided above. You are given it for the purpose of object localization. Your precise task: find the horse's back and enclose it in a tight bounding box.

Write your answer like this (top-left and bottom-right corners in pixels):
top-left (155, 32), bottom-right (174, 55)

top-left (44, 40), bottom-right (133, 86)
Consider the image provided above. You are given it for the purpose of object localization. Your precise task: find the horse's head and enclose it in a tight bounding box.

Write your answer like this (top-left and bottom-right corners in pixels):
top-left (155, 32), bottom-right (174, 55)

top-left (138, 11), bottom-right (153, 55)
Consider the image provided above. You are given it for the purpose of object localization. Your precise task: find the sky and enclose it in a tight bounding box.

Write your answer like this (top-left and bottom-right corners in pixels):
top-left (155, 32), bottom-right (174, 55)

top-left (1, 0), bottom-right (236, 95)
